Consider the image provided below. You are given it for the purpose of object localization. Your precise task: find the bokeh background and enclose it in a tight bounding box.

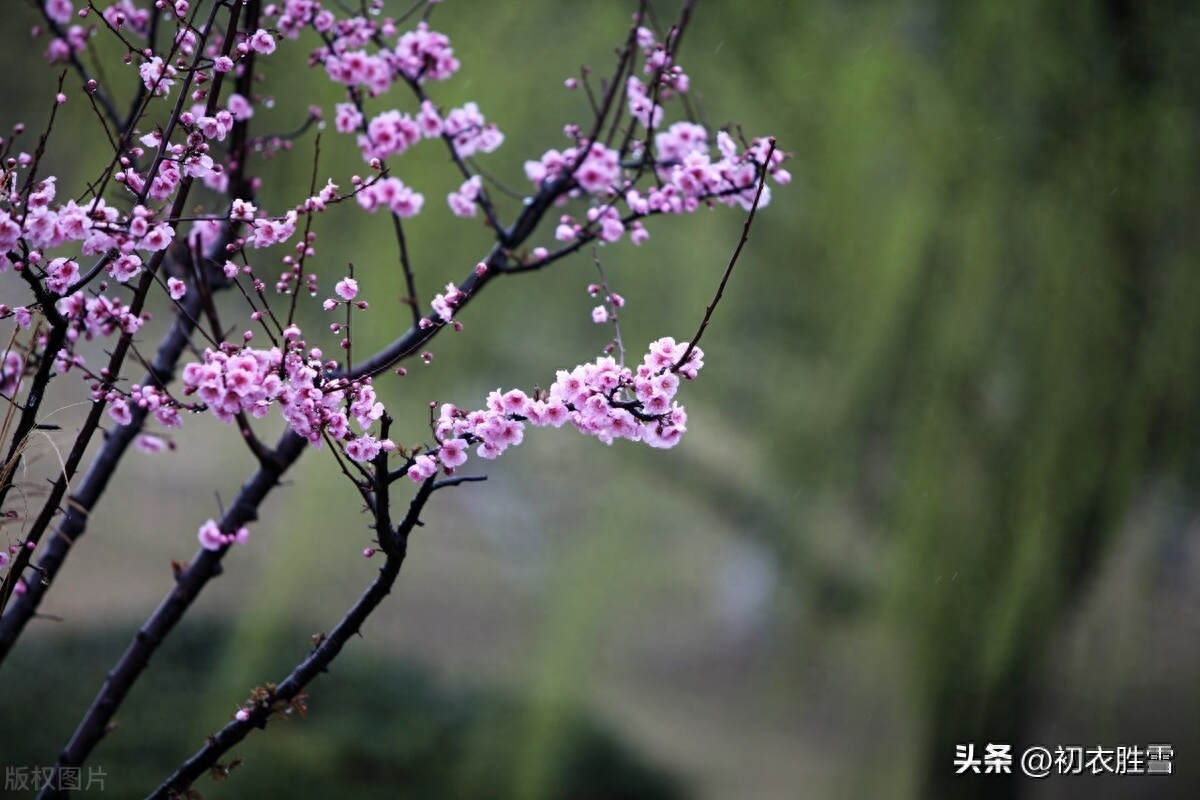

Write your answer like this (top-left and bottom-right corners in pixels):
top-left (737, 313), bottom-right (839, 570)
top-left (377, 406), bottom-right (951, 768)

top-left (3, 1), bottom-right (1200, 798)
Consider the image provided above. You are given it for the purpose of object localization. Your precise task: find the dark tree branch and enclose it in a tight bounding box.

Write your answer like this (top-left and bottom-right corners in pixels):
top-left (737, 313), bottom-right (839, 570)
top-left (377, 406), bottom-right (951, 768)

top-left (148, 471), bottom-right (483, 799)
top-left (36, 430), bottom-right (309, 800)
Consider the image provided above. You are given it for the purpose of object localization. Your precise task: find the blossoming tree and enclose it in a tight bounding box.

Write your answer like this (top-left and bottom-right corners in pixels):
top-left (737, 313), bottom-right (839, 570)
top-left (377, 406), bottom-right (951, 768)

top-left (0, 0), bottom-right (785, 796)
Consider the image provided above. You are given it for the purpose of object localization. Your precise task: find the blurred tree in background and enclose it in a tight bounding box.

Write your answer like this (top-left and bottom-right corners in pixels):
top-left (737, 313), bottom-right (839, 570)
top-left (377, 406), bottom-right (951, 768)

top-left (3, 1), bottom-right (1199, 798)
top-left (717, 1), bottom-right (1200, 797)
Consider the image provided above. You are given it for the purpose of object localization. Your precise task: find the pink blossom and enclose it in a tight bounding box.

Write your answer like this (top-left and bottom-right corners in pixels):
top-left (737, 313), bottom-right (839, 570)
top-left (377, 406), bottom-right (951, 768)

top-left (0, 210), bottom-right (21, 250)
top-left (500, 389), bottom-right (530, 416)
top-left (106, 398), bottom-right (133, 426)
top-left (198, 519), bottom-right (225, 551)
top-left (437, 438), bottom-right (468, 469)
top-left (574, 142), bottom-right (620, 194)
top-left (139, 56), bottom-right (177, 97)
top-left (357, 109), bottom-right (421, 161)
top-left (406, 453), bottom-right (438, 482)
top-left (447, 175), bottom-right (482, 217)
top-left (346, 435), bottom-right (383, 462)
top-left (626, 76), bottom-right (662, 129)
top-left (29, 177), bottom-right (57, 208)
top-left (226, 93), bottom-right (254, 121)
top-left (168, 278), bottom-right (187, 300)
top-left (45, 257), bottom-right (80, 294)
top-left (230, 198), bottom-right (256, 221)
top-left (417, 100), bottom-right (443, 137)
top-left (334, 102), bottom-right (362, 133)
top-left (44, 0), bottom-right (74, 25)
top-left (442, 102), bottom-right (503, 158)
top-left (430, 282), bottom-right (464, 323)
top-left (335, 277), bottom-right (358, 300)
top-left (139, 223), bottom-right (175, 252)
top-left (135, 434), bottom-right (168, 454)
top-left (555, 220), bottom-right (577, 242)
top-left (251, 211), bottom-right (298, 248)
top-left (249, 29), bottom-right (276, 55)
top-left (357, 178), bottom-right (424, 218)
top-left (394, 22), bottom-right (459, 83)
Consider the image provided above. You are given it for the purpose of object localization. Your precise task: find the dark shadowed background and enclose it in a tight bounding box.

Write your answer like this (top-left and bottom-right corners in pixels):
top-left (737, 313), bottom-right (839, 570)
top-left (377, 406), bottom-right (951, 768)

top-left (2, 1), bottom-right (1199, 798)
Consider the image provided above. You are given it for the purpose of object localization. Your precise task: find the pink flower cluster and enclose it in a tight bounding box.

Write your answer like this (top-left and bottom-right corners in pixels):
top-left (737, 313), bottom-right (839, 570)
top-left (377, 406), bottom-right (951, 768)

top-left (316, 12), bottom-right (501, 172)
top-left (40, 287), bottom-right (150, 378)
top-left (102, 0), bottom-right (151, 36)
top-left (442, 102), bottom-right (504, 158)
top-left (429, 282), bottom-right (465, 324)
top-left (181, 335), bottom-right (394, 460)
top-left (268, 1), bottom-right (335, 40)
top-left (4, 1), bottom-right (784, 565)
top-left (322, 20), bottom-right (459, 95)
top-left (515, 24), bottom-right (789, 249)
top-left (355, 178), bottom-right (424, 218)
top-left (537, 130), bottom-right (788, 248)
top-left (447, 176), bottom-right (482, 217)
top-left (635, 26), bottom-right (690, 94)
top-left (358, 109), bottom-right (422, 161)
top-left (626, 76), bottom-right (663, 129)
top-left (56, 289), bottom-right (146, 339)
top-left (7, 178), bottom-right (165, 259)
top-left (394, 21), bottom-right (460, 83)
top-left (198, 519), bottom-right (250, 552)
top-left (526, 142), bottom-right (621, 194)
top-left (408, 337), bottom-right (704, 483)
top-left (251, 211), bottom-right (299, 249)
top-left (45, 23), bottom-right (90, 64)
top-left (125, 383), bottom-right (183, 430)
top-left (139, 57), bottom-right (177, 98)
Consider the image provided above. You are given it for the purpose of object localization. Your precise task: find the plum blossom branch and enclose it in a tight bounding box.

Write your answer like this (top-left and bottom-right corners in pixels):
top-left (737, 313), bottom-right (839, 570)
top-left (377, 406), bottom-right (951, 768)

top-left (0, 0), bottom-right (252, 640)
top-left (0, 3), bottom-right (786, 795)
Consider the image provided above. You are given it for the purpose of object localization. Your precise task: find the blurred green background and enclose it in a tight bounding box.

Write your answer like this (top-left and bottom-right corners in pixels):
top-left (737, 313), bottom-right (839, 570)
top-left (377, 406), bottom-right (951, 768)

top-left (3, 1), bottom-right (1200, 798)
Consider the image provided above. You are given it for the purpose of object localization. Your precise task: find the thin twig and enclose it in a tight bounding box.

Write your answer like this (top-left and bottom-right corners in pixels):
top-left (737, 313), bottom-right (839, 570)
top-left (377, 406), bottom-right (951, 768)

top-left (675, 138), bottom-right (776, 371)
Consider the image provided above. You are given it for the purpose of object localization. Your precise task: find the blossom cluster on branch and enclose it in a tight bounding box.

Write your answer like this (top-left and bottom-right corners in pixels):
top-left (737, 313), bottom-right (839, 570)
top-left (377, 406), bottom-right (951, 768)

top-left (0, 1), bottom-right (783, 795)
